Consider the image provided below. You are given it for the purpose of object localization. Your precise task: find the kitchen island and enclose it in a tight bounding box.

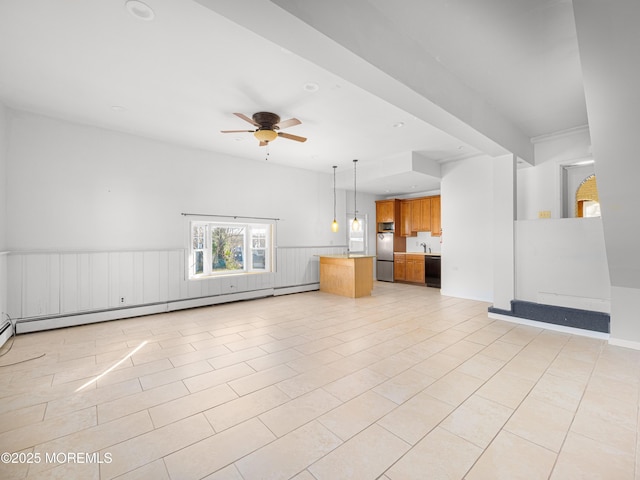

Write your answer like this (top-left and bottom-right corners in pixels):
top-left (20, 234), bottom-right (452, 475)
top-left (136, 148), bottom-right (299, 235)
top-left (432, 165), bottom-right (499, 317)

top-left (318, 255), bottom-right (375, 298)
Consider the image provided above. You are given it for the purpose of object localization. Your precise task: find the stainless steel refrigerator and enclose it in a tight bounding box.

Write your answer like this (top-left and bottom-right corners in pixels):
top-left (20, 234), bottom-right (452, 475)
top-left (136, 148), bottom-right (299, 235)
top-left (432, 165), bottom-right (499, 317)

top-left (376, 232), bottom-right (394, 282)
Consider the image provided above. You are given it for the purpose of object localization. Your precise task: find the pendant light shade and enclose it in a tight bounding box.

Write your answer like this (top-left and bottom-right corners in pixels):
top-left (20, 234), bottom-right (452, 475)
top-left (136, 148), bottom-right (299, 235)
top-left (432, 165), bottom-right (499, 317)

top-left (352, 159), bottom-right (360, 231)
top-left (331, 166), bottom-right (339, 232)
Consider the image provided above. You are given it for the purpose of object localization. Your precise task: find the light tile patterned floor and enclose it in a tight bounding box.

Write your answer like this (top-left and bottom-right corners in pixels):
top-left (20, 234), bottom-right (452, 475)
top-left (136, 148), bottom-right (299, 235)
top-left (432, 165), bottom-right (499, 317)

top-left (1, 281), bottom-right (639, 479)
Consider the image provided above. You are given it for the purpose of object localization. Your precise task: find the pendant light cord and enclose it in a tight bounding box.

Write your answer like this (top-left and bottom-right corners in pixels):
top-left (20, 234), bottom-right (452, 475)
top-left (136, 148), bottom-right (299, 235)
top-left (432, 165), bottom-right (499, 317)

top-left (333, 166), bottom-right (337, 220)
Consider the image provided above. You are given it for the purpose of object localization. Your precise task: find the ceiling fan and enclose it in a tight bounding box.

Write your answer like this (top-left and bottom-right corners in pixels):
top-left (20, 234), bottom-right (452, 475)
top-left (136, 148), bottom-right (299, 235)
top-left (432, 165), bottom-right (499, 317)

top-left (220, 112), bottom-right (307, 146)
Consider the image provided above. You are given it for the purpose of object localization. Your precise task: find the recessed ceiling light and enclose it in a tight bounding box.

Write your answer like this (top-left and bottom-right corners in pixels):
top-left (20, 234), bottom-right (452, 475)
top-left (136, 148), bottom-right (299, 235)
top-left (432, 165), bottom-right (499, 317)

top-left (393, 122), bottom-right (405, 128)
top-left (125, 0), bottom-right (155, 21)
top-left (303, 82), bottom-right (319, 92)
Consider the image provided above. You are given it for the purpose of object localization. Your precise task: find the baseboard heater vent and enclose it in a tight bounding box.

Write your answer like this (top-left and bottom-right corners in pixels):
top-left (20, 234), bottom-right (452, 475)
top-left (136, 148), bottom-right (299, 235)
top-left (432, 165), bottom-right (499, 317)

top-left (488, 300), bottom-right (610, 333)
top-left (0, 320), bottom-right (13, 349)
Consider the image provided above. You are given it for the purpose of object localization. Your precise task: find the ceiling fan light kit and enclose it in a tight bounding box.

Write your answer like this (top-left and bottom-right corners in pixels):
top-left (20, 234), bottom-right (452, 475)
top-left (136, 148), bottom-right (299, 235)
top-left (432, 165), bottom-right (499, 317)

top-left (254, 129), bottom-right (278, 143)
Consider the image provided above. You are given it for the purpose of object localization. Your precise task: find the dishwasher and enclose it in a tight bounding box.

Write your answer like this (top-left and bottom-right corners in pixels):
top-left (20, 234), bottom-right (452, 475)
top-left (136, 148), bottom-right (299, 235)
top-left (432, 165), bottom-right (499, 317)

top-left (425, 255), bottom-right (441, 288)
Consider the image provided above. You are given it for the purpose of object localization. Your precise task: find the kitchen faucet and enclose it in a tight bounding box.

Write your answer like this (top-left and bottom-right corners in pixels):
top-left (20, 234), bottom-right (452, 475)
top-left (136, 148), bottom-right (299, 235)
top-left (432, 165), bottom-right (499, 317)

top-left (420, 242), bottom-right (431, 253)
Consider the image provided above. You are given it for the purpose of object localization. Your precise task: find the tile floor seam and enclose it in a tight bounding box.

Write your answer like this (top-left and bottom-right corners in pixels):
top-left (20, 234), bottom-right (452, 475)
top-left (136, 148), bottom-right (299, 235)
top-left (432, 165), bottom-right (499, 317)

top-left (228, 418), bottom-right (343, 480)
top-left (376, 351), bottom-right (524, 477)
top-left (437, 332), bottom-right (573, 478)
top-left (302, 423), bottom-right (397, 480)
top-left (544, 340), bottom-right (619, 479)
top-left (373, 420), bottom-right (430, 477)
top-left (156, 418), bottom-right (272, 480)
top-left (80, 408), bottom-right (186, 454)
top-left (4, 287), bottom-right (639, 479)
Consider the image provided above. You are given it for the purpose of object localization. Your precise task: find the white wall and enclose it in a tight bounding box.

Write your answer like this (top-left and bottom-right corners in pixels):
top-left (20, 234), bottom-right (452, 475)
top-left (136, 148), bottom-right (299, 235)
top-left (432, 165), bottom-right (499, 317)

top-left (0, 103), bottom-right (8, 322)
top-left (4, 110), bottom-right (351, 329)
top-left (6, 110), bottom-right (343, 251)
top-left (518, 127), bottom-right (592, 220)
top-left (440, 155), bottom-right (494, 302)
top-left (516, 218), bottom-right (610, 312)
top-left (492, 154), bottom-right (516, 311)
top-left (514, 127), bottom-right (610, 316)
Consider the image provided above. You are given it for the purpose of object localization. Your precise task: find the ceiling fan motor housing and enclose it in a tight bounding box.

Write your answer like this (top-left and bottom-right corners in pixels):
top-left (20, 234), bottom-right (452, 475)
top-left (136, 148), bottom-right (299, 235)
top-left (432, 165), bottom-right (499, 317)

top-left (253, 112), bottom-right (281, 130)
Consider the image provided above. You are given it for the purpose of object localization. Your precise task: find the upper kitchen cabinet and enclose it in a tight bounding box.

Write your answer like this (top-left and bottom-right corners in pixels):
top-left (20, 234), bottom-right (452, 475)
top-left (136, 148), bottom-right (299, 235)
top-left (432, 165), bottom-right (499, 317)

top-left (399, 195), bottom-right (440, 237)
top-left (375, 200), bottom-right (396, 224)
top-left (411, 197), bottom-right (431, 233)
top-left (431, 195), bottom-right (441, 237)
top-left (400, 200), bottom-right (412, 237)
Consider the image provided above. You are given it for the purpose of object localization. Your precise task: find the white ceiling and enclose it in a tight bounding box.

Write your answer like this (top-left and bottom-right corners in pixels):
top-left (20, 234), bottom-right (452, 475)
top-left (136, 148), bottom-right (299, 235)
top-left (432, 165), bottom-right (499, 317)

top-left (0, 0), bottom-right (587, 195)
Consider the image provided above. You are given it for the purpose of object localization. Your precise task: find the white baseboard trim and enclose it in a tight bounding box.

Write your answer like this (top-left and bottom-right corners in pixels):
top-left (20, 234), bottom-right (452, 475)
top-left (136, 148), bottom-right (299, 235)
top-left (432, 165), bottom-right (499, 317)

top-left (167, 289), bottom-right (274, 311)
top-left (16, 288), bottom-right (277, 334)
top-left (0, 321), bottom-right (13, 349)
top-left (488, 312), bottom-right (610, 340)
top-left (274, 283), bottom-right (319, 296)
top-left (16, 304), bottom-right (168, 334)
top-left (607, 337), bottom-right (640, 351)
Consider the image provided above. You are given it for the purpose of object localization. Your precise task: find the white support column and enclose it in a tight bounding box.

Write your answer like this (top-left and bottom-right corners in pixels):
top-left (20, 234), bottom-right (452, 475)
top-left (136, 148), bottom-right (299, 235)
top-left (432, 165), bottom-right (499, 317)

top-left (492, 154), bottom-right (516, 311)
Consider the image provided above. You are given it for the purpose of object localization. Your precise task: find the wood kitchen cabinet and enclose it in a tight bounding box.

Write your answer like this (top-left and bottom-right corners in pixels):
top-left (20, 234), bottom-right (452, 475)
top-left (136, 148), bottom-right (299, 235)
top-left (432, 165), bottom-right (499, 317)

top-left (411, 197), bottom-right (431, 233)
top-left (431, 195), bottom-right (441, 237)
top-left (394, 253), bottom-right (427, 284)
top-left (400, 200), bottom-right (412, 237)
top-left (375, 200), bottom-right (396, 224)
top-left (405, 254), bottom-right (426, 284)
top-left (401, 197), bottom-right (431, 236)
top-left (394, 254), bottom-right (406, 281)
top-left (397, 195), bottom-right (441, 237)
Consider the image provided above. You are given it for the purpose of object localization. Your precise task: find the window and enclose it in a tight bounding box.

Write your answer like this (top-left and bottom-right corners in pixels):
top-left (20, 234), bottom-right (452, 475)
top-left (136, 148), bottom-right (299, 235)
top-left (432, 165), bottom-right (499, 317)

top-left (576, 175), bottom-right (601, 218)
top-left (189, 221), bottom-right (273, 278)
top-left (347, 213), bottom-right (367, 254)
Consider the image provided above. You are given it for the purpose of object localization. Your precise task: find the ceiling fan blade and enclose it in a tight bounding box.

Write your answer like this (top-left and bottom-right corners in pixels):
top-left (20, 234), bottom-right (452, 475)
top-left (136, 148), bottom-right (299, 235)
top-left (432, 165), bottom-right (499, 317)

top-left (278, 132), bottom-right (307, 142)
top-left (220, 129), bottom-right (255, 133)
top-left (233, 112), bottom-right (259, 126)
top-left (275, 117), bottom-right (301, 129)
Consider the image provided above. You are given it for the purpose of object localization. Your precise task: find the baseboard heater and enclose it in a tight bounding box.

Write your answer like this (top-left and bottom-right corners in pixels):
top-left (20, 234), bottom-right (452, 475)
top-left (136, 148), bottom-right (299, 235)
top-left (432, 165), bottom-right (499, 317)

top-left (0, 320), bottom-right (12, 349)
top-left (488, 300), bottom-right (610, 333)
top-left (14, 283), bottom-right (320, 334)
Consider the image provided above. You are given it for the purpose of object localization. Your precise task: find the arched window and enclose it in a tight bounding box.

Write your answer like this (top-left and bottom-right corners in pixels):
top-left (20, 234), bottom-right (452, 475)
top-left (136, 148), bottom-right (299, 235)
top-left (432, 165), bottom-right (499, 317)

top-left (575, 174), bottom-right (600, 217)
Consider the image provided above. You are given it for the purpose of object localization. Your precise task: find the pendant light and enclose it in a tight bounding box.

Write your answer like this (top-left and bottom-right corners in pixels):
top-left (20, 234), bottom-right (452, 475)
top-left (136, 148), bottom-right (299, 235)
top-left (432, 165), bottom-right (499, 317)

top-left (331, 166), bottom-right (339, 232)
top-left (352, 159), bottom-right (360, 231)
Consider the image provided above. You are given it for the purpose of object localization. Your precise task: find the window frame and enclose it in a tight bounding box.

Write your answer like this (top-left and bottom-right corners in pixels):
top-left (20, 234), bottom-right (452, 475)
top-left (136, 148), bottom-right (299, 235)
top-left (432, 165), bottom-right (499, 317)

top-left (188, 219), bottom-right (274, 279)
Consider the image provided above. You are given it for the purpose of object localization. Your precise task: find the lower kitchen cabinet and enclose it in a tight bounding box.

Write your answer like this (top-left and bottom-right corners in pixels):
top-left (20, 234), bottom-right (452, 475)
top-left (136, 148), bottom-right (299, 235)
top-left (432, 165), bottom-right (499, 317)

top-left (394, 254), bottom-right (406, 281)
top-left (405, 254), bottom-right (425, 284)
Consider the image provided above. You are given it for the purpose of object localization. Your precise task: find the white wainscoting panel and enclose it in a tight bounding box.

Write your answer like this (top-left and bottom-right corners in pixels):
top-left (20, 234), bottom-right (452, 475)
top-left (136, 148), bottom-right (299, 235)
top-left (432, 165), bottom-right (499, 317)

top-left (8, 245), bottom-right (346, 331)
top-left (22, 254), bottom-right (60, 319)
